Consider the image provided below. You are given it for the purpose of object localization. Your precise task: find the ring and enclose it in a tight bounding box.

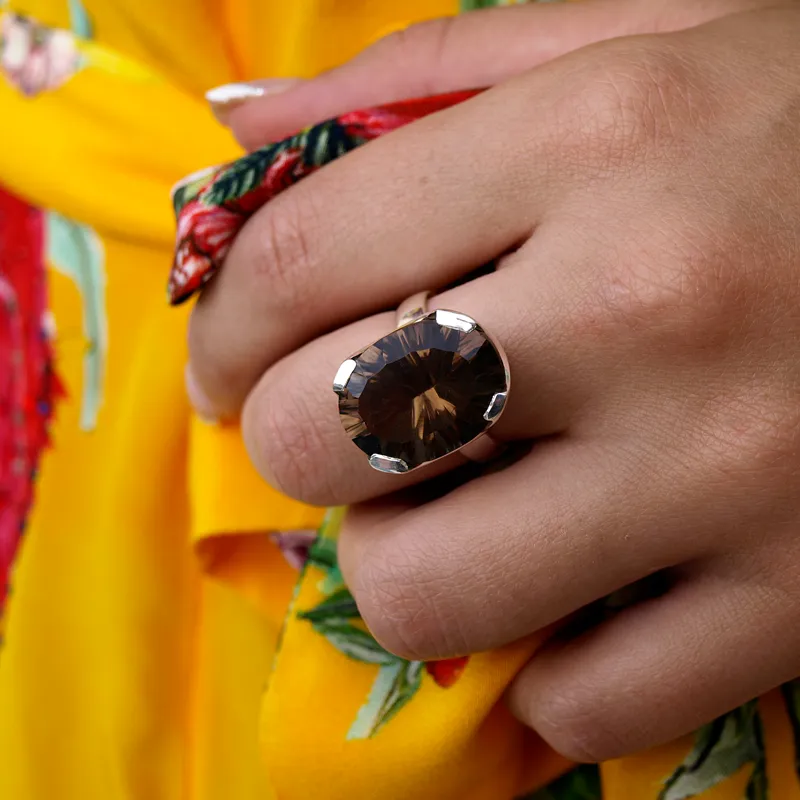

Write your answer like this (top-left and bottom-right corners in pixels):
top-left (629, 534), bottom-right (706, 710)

top-left (333, 292), bottom-right (510, 474)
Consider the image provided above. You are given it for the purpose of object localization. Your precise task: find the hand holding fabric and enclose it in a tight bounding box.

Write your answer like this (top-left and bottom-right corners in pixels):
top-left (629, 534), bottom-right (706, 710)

top-left (176, 0), bottom-right (800, 765)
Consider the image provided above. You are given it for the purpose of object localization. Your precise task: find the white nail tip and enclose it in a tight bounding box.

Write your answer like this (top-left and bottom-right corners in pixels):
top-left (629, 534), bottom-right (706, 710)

top-left (205, 83), bottom-right (266, 105)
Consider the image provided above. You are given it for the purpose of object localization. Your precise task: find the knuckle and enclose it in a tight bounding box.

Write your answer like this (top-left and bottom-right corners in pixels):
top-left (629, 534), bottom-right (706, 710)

top-left (242, 192), bottom-right (319, 309)
top-left (591, 219), bottom-right (750, 355)
top-left (241, 369), bottom-right (334, 505)
top-left (370, 18), bottom-right (458, 94)
top-left (368, 25), bottom-right (414, 60)
top-left (353, 538), bottom-right (466, 661)
top-left (529, 682), bottom-right (626, 763)
top-left (703, 388), bottom-right (800, 489)
top-left (562, 41), bottom-right (696, 164)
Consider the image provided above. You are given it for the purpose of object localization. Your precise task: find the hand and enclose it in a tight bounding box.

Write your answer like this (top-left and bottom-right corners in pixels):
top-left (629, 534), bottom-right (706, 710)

top-left (186, 2), bottom-right (800, 762)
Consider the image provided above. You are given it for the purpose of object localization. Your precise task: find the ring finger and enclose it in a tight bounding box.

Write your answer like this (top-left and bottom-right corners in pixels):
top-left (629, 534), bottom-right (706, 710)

top-left (241, 258), bottom-right (596, 507)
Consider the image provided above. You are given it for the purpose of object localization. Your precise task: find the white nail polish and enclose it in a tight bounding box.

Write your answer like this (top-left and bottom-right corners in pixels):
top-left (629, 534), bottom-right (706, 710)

top-left (205, 82), bottom-right (267, 106)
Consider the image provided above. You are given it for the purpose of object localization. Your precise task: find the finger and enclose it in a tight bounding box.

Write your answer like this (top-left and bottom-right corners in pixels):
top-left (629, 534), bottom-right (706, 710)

top-left (205, 78), bottom-right (305, 126)
top-left (240, 262), bottom-right (596, 507)
top-left (334, 433), bottom-right (725, 664)
top-left (223, 0), bottom-right (762, 150)
top-left (507, 561), bottom-right (800, 762)
top-left (225, 0), bottom-right (644, 150)
top-left (189, 80), bottom-right (556, 418)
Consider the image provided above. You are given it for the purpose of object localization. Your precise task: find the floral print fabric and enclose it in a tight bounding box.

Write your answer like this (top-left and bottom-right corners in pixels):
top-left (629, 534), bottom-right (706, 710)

top-left (0, 186), bottom-right (58, 622)
top-left (0, 4), bottom-right (107, 629)
top-left (168, 90), bottom-right (482, 304)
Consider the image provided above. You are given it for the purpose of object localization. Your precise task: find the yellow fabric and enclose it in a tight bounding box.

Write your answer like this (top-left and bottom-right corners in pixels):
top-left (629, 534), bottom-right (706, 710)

top-left (1, 1), bottom-right (798, 799)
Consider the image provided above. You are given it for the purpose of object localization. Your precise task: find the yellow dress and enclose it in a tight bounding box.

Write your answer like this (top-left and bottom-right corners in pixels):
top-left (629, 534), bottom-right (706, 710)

top-left (0, 1), bottom-right (798, 798)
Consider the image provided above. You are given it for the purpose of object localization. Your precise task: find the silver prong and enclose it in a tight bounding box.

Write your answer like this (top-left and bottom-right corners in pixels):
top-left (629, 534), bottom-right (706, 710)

top-left (483, 391), bottom-right (507, 422)
top-left (333, 359), bottom-right (358, 395)
top-left (435, 310), bottom-right (476, 333)
top-left (368, 454), bottom-right (410, 474)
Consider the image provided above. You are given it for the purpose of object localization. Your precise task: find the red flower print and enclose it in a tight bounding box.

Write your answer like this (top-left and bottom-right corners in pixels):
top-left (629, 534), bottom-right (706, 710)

top-left (168, 89), bottom-right (486, 305)
top-left (339, 90), bottom-right (483, 140)
top-left (0, 185), bottom-right (58, 616)
top-left (425, 656), bottom-right (470, 688)
top-left (338, 107), bottom-right (411, 140)
top-left (231, 148), bottom-right (309, 214)
top-left (169, 199), bottom-right (242, 302)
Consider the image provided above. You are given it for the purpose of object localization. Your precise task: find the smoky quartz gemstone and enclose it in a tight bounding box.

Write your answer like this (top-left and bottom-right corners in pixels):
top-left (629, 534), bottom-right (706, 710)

top-left (335, 310), bottom-right (508, 472)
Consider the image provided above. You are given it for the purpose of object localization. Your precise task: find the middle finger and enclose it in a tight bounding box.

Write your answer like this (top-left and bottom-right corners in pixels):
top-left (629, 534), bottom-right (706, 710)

top-left (335, 431), bottom-right (714, 662)
top-left (241, 261), bottom-right (596, 507)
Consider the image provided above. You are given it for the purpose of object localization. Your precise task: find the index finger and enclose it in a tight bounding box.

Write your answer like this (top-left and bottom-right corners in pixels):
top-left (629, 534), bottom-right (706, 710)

top-left (188, 77), bottom-right (562, 417)
top-left (224, 0), bottom-right (643, 150)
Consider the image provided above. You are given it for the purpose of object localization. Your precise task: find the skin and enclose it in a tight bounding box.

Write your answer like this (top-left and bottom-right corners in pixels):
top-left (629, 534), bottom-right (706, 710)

top-left (187, 0), bottom-right (800, 763)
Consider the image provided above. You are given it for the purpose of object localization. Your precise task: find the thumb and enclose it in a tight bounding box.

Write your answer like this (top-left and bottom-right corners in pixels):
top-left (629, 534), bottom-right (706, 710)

top-left (217, 0), bottom-right (651, 151)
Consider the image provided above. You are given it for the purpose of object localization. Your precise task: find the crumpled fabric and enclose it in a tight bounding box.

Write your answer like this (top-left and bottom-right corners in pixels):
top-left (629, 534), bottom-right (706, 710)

top-left (168, 90), bottom-right (482, 304)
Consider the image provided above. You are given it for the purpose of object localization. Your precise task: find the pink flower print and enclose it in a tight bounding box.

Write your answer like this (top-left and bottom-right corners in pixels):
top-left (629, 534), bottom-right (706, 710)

top-left (169, 199), bottom-right (242, 302)
top-left (270, 531), bottom-right (317, 571)
top-left (0, 12), bottom-right (81, 97)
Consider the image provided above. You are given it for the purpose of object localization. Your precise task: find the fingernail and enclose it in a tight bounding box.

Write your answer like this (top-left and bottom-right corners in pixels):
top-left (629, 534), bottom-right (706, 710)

top-left (205, 79), bottom-right (300, 123)
top-left (184, 363), bottom-right (219, 424)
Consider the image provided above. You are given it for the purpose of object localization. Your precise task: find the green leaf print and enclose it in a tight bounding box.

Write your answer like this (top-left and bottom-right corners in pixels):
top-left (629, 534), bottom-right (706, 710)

top-left (68, 0), bottom-right (93, 38)
top-left (204, 146), bottom-right (282, 206)
top-left (297, 587), bottom-right (360, 622)
top-left (659, 701), bottom-right (766, 800)
top-left (460, 0), bottom-right (511, 8)
top-left (308, 535), bottom-right (346, 594)
top-left (298, 511), bottom-right (429, 740)
top-left (521, 765), bottom-right (601, 800)
top-left (347, 660), bottom-right (424, 740)
top-left (171, 166), bottom-right (217, 216)
top-left (307, 533), bottom-right (339, 571)
top-left (309, 618), bottom-right (398, 666)
top-left (746, 759), bottom-right (768, 800)
top-left (316, 506), bottom-right (347, 541)
top-left (300, 120), bottom-right (363, 167)
top-left (46, 212), bottom-right (106, 431)
top-left (171, 184), bottom-right (192, 217)
top-left (204, 121), bottom-right (363, 207)
top-left (306, 511), bottom-right (348, 593)
top-left (781, 681), bottom-right (800, 778)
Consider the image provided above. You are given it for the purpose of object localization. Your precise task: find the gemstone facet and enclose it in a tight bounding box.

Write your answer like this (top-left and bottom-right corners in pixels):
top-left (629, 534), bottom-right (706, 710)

top-left (336, 311), bottom-right (508, 471)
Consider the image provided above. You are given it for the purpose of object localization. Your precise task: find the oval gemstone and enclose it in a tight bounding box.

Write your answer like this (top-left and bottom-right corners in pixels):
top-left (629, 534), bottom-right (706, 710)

top-left (336, 311), bottom-right (508, 472)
